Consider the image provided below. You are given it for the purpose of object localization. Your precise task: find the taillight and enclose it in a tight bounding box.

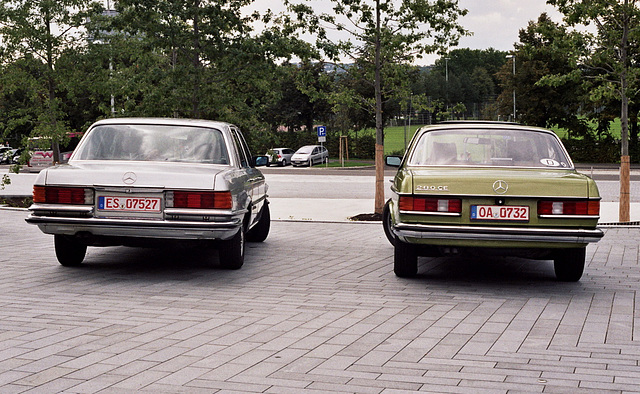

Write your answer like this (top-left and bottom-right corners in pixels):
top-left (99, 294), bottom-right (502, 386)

top-left (33, 186), bottom-right (93, 205)
top-left (167, 191), bottom-right (232, 209)
top-left (398, 196), bottom-right (462, 213)
top-left (538, 200), bottom-right (599, 216)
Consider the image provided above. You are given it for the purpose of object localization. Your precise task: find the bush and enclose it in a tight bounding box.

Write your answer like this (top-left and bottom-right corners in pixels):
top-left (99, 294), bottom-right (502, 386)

top-left (562, 136), bottom-right (619, 163)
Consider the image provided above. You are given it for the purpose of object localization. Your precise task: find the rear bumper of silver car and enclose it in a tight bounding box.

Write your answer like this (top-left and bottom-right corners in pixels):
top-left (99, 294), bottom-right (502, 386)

top-left (393, 222), bottom-right (604, 244)
top-left (26, 213), bottom-right (243, 241)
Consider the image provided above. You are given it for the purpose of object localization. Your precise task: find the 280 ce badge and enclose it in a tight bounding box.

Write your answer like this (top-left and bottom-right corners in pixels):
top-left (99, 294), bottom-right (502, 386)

top-left (416, 185), bottom-right (449, 192)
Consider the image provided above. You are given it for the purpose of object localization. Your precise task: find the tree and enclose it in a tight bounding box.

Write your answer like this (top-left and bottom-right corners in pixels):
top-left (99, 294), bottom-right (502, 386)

top-left (97, 0), bottom-right (313, 130)
top-left (287, 0), bottom-right (468, 214)
top-left (422, 48), bottom-right (507, 120)
top-left (496, 13), bottom-right (588, 132)
top-left (0, 0), bottom-right (100, 163)
top-left (262, 62), bottom-right (332, 134)
top-left (547, 0), bottom-right (640, 222)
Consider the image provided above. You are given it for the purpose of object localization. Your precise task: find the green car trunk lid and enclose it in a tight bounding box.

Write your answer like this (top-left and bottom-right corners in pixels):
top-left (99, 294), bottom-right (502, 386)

top-left (405, 167), bottom-right (593, 198)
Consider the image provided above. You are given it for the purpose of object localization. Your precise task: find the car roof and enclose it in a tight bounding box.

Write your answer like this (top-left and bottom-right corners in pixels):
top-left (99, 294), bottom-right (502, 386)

top-left (91, 117), bottom-right (233, 129)
top-left (420, 121), bottom-right (556, 135)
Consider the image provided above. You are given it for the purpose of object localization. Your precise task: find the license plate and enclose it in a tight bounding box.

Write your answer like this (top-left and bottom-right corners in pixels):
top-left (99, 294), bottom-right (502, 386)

top-left (98, 196), bottom-right (162, 213)
top-left (471, 205), bottom-right (529, 221)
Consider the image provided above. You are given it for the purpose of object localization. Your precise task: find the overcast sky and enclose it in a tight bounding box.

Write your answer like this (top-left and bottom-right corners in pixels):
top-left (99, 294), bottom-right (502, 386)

top-left (249, 0), bottom-right (564, 65)
top-left (457, 0), bottom-right (562, 52)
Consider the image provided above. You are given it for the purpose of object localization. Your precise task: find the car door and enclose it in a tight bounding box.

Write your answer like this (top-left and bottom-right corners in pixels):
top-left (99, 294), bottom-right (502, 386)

top-left (230, 127), bottom-right (266, 227)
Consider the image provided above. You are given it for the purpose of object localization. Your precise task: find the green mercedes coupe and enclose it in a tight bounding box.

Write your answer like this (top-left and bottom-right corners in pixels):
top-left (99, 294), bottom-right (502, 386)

top-left (384, 122), bottom-right (603, 281)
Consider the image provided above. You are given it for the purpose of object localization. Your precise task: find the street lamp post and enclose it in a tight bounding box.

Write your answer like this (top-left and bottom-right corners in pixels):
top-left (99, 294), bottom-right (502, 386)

top-left (506, 55), bottom-right (516, 121)
top-left (444, 57), bottom-right (450, 118)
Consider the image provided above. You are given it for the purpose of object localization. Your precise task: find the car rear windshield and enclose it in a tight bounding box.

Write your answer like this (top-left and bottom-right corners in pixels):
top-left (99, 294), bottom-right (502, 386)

top-left (73, 124), bottom-right (230, 164)
top-left (408, 128), bottom-right (572, 168)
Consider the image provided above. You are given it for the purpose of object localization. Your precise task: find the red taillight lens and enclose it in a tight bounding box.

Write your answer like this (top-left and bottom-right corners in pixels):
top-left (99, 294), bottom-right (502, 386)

top-left (33, 186), bottom-right (89, 204)
top-left (172, 191), bottom-right (232, 209)
top-left (398, 196), bottom-right (462, 213)
top-left (538, 200), bottom-right (599, 216)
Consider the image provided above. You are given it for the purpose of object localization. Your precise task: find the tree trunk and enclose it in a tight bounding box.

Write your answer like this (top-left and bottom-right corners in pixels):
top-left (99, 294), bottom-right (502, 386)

top-left (374, 0), bottom-right (384, 215)
top-left (45, 7), bottom-right (61, 164)
top-left (620, 90), bottom-right (630, 222)
top-left (619, 3), bottom-right (630, 222)
top-left (192, 1), bottom-right (201, 118)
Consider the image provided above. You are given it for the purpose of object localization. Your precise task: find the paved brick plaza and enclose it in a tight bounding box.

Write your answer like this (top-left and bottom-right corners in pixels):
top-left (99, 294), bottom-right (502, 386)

top-left (0, 208), bottom-right (639, 393)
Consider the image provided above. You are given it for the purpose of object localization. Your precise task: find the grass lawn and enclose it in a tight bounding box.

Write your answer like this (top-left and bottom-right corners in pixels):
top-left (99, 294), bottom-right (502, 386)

top-left (345, 125), bottom-right (422, 155)
top-left (551, 118), bottom-right (622, 139)
top-left (324, 159), bottom-right (373, 167)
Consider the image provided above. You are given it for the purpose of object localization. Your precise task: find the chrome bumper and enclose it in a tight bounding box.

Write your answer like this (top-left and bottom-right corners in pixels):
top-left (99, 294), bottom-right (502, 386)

top-left (26, 213), bottom-right (243, 241)
top-left (393, 222), bottom-right (604, 244)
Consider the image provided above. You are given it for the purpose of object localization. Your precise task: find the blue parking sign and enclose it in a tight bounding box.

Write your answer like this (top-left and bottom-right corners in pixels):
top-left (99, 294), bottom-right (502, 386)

top-left (317, 126), bottom-right (326, 137)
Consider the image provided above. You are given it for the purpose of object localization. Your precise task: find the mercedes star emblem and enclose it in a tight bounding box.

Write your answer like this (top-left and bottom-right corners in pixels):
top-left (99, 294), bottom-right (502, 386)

top-left (122, 172), bottom-right (137, 185)
top-left (492, 180), bottom-right (508, 194)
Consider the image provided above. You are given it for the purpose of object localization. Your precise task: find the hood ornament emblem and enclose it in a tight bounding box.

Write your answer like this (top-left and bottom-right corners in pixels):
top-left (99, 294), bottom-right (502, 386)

top-left (492, 180), bottom-right (508, 194)
top-left (122, 172), bottom-right (137, 185)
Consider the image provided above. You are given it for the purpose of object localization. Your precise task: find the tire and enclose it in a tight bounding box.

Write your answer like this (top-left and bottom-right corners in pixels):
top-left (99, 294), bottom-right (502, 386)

top-left (554, 247), bottom-right (586, 282)
top-left (394, 241), bottom-right (418, 277)
top-left (54, 235), bottom-right (87, 266)
top-left (246, 203), bottom-right (270, 242)
top-left (382, 199), bottom-right (397, 246)
top-left (219, 226), bottom-right (245, 269)
top-left (280, 160), bottom-right (286, 167)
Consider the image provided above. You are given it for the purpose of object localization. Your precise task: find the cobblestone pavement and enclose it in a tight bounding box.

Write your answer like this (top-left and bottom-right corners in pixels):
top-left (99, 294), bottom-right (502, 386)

top-left (0, 209), bottom-right (639, 393)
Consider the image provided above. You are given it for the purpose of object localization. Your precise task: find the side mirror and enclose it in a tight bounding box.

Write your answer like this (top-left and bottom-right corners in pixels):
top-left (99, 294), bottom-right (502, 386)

top-left (253, 155), bottom-right (269, 167)
top-left (385, 155), bottom-right (402, 167)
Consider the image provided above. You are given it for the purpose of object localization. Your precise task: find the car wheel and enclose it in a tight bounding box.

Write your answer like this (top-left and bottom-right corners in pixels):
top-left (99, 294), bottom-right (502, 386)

top-left (219, 226), bottom-right (245, 269)
top-left (382, 199), bottom-right (397, 246)
top-left (280, 160), bottom-right (286, 167)
top-left (554, 247), bottom-right (586, 282)
top-left (246, 203), bottom-right (270, 242)
top-left (54, 235), bottom-right (87, 266)
top-left (394, 241), bottom-right (418, 277)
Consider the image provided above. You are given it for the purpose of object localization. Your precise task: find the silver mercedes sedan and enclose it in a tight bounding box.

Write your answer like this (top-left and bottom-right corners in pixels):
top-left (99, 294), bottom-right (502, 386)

top-left (26, 118), bottom-right (270, 269)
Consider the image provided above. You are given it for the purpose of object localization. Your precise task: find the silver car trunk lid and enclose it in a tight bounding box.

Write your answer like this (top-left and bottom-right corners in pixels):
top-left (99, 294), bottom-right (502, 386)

top-left (43, 161), bottom-right (227, 190)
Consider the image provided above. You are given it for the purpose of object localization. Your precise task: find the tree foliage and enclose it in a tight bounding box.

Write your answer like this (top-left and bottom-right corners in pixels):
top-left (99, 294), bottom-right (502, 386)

top-left (286, 0), bottom-right (468, 213)
top-left (496, 13), bottom-right (589, 134)
top-left (0, 0), bottom-right (101, 162)
top-left (545, 0), bottom-right (640, 155)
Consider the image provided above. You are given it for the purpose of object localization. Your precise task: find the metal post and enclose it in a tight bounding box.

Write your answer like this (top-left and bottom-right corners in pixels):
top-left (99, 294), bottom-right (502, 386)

top-left (506, 54), bottom-right (516, 121)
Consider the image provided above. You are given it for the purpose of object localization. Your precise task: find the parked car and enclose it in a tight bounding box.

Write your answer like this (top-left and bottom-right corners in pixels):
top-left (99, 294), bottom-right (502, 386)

top-left (0, 146), bottom-right (12, 160)
top-left (291, 145), bottom-right (328, 167)
top-left (24, 134), bottom-right (82, 172)
top-left (9, 148), bottom-right (22, 164)
top-left (384, 121), bottom-right (604, 282)
top-left (265, 147), bottom-right (295, 166)
top-left (0, 147), bottom-right (14, 164)
top-left (26, 118), bottom-right (270, 269)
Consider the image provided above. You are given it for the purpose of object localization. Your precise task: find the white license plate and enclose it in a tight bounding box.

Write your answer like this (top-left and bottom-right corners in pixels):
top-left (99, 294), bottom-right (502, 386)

top-left (471, 205), bottom-right (529, 221)
top-left (98, 196), bottom-right (161, 213)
